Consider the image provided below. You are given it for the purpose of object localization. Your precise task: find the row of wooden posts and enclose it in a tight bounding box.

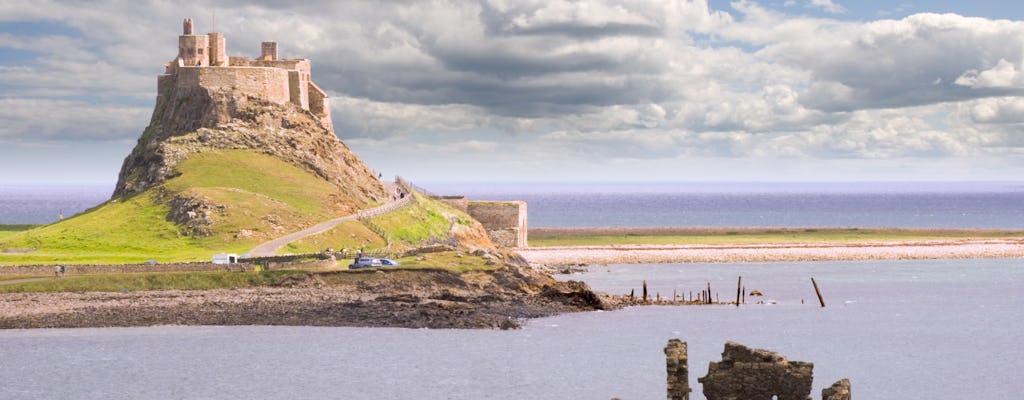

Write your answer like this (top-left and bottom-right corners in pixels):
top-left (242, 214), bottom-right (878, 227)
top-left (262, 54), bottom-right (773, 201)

top-left (629, 276), bottom-right (827, 307)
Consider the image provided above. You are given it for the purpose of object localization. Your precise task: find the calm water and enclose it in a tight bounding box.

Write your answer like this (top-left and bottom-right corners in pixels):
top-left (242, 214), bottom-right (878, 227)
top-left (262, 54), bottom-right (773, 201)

top-left (3, 181), bottom-right (1023, 228)
top-left (0, 184), bottom-right (111, 224)
top-left (2, 258), bottom-right (1022, 399)
top-left (427, 181), bottom-right (1024, 228)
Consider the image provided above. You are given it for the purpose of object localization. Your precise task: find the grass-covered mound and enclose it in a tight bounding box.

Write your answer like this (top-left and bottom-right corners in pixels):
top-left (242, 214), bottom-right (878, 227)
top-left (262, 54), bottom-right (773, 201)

top-left (0, 150), bottom-right (363, 265)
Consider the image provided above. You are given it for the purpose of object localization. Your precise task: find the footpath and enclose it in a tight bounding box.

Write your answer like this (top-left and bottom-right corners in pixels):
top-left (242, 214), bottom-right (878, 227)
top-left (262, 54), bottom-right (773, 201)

top-left (249, 183), bottom-right (412, 257)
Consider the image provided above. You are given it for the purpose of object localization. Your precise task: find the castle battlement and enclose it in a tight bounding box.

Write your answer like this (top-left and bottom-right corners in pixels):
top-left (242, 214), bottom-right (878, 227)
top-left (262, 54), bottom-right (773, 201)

top-left (160, 18), bottom-right (331, 129)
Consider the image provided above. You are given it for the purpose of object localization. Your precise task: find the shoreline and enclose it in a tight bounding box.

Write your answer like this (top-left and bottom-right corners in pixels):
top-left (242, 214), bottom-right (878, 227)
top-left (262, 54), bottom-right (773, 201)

top-left (0, 267), bottom-right (610, 330)
top-left (517, 238), bottom-right (1024, 265)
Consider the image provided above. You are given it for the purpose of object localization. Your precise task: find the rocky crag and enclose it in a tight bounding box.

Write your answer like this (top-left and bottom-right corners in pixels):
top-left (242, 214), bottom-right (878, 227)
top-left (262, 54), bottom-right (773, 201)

top-left (114, 85), bottom-right (386, 208)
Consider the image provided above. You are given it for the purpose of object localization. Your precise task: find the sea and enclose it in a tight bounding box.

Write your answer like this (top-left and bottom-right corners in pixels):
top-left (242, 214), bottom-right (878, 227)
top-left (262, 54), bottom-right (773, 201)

top-left (2, 258), bottom-right (1022, 399)
top-left (6, 181), bottom-right (1023, 228)
top-left (2, 181), bottom-right (1023, 399)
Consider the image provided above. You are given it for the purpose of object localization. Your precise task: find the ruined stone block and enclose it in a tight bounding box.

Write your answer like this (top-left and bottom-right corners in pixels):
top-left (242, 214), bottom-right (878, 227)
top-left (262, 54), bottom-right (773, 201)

top-left (698, 341), bottom-right (813, 400)
top-left (665, 339), bottom-right (691, 400)
top-left (822, 378), bottom-right (851, 400)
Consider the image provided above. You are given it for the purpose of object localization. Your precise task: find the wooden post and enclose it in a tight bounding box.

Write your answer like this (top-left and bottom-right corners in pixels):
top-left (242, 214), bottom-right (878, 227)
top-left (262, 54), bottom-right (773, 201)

top-left (735, 276), bottom-right (742, 307)
top-left (674, 289), bottom-right (677, 302)
top-left (643, 280), bottom-right (649, 302)
top-left (630, 289), bottom-right (635, 301)
top-left (706, 282), bottom-right (712, 304)
top-left (742, 286), bottom-right (746, 304)
top-left (812, 277), bottom-right (825, 307)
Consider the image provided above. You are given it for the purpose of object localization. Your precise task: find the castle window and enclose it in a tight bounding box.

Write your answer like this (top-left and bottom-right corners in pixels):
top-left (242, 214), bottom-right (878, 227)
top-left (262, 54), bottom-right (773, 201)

top-left (198, 48), bottom-right (203, 55)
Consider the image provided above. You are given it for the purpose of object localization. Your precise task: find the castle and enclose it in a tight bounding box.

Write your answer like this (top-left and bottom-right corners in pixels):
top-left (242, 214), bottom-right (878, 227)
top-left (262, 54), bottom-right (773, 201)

top-left (159, 18), bottom-right (332, 129)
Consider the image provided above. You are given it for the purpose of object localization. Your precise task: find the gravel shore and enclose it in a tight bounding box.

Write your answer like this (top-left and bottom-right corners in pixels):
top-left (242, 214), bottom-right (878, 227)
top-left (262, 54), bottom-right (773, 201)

top-left (0, 267), bottom-right (608, 330)
top-left (518, 238), bottom-right (1024, 265)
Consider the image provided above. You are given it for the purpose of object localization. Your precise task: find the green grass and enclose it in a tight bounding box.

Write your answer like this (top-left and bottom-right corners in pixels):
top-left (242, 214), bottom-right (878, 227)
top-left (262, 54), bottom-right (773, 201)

top-left (393, 251), bottom-right (498, 273)
top-left (0, 150), bottom-right (352, 265)
top-left (528, 228), bottom-right (1024, 247)
top-left (280, 220), bottom-right (386, 255)
top-left (0, 225), bottom-right (38, 241)
top-left (367, 193), bottom-right (461, 248)
top-left (0, 270), bottom-right (311, 293)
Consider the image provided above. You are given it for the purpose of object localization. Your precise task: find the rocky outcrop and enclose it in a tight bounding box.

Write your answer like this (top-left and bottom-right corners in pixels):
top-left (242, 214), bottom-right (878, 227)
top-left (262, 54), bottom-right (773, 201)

top-left (822, 379), bottom-right (851, 400)
top-left (0, 265), bottom-right (608, 330)
top-left (114, 81), bottom-right (385, 206)
top-left (698, 341), bottom-right (814, 400)
top-left (165, 193), bottom-right (223, 236)
top-left (665, 339), bottom-right (691, 400)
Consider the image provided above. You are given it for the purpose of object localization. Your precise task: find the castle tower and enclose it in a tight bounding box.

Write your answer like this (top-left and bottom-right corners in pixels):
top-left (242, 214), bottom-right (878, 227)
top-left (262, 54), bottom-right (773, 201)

top-left (178, 17), bottom-right (209, 67)
top-left (261, 41), bottom-right (278, 61)
top-left (208, 32), bottom-right (226, 66)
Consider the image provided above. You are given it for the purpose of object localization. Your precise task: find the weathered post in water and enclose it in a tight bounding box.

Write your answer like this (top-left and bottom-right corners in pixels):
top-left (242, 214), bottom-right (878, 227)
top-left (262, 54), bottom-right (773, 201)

top-left (812, 277), bottom-right (825, 307)
top-left (735, 276), bottom-right (742, 307)
top-left (706, 282), bottom-right (712, 304)
top-left (643, 280), bottom-right (649, 302)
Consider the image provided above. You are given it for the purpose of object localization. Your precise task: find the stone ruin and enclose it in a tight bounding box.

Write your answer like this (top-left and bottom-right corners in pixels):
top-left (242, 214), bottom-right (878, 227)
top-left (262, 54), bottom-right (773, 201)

top-left (664, 340), bottom-right (851, 400)
top-left (665, 339), bottom-right (691, 400)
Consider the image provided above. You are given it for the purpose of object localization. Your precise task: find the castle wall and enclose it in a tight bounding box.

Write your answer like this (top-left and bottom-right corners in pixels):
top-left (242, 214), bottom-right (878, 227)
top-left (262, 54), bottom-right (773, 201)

top-left (176, 66), bottom-right (290, 105)
top-left (178, 34), bottom-right (209, 67)
top-left (308, 81), bottom-right (331, 128)
top-left (208, 32), bottom-right (226, 66)
top-left (467, 201), bottom-right (528, 248)
top-left (289, 70), bottom-right (310, 109)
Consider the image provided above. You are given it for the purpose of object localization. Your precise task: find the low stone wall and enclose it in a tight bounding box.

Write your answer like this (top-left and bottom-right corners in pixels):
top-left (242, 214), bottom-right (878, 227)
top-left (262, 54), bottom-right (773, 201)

top-left (1, 257), bottom-right (336, 276)
top-left (433, 196), bottom-right (469, 212)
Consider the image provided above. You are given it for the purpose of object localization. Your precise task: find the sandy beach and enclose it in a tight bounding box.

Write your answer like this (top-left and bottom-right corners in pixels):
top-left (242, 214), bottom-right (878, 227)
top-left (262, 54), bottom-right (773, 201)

top-left (517, 238), bottom-right (1024, 265)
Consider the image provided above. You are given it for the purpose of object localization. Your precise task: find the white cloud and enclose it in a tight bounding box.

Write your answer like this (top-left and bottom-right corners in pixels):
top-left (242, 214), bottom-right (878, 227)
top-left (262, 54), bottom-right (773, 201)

top-left (0, 0), bottom-right (1022, 181)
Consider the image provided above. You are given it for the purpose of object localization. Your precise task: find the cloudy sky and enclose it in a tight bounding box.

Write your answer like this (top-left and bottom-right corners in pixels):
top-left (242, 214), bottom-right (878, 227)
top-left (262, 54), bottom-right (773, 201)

top-left (1, 0), bottom-right (1023, 184)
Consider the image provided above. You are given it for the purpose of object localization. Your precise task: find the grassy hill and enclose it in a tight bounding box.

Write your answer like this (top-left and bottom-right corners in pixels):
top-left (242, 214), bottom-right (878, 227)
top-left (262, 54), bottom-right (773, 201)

top-left (0, 150), bottom-right (368, 265)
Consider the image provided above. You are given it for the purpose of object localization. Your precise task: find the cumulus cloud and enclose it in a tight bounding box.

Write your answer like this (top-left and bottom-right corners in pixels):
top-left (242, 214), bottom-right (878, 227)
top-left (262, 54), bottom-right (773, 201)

top-left (0, 0), bottom-right (1023, 181)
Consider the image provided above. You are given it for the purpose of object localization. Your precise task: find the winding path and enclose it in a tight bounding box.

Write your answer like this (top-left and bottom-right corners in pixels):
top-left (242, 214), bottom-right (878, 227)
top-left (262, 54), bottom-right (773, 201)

top-left (249, 183), bottom-right (410, 257)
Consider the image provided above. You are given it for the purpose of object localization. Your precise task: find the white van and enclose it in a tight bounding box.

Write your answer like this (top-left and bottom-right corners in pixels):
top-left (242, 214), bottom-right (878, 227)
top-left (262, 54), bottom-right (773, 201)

top-left (212, 253), bottom-right (239, 264)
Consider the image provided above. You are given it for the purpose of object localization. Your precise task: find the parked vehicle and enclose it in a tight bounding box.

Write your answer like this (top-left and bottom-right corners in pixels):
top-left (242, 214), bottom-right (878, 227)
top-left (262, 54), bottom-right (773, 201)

top-left (348, 257), bottom-right (400, 269)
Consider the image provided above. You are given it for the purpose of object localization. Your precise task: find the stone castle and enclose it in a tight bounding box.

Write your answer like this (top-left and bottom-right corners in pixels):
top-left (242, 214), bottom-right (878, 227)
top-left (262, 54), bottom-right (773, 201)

top-left (159, 18), bottom-right (332, 129)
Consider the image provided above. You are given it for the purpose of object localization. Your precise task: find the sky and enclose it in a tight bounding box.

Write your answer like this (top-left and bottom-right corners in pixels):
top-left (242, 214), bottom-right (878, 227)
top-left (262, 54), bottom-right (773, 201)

top-left (1, 0), bottom-right (1023, 184)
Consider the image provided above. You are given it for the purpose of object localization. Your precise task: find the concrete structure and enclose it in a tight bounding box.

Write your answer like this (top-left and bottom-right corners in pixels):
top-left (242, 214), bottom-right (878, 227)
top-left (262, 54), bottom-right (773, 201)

top-left (160, 17), bottom-right (332, 129)
top-left (698, 341), bottom-right (814, 400)
top-left (665, 339), bottom-right (692, 400)
top-left (466, 201), bottom-right (528, 248)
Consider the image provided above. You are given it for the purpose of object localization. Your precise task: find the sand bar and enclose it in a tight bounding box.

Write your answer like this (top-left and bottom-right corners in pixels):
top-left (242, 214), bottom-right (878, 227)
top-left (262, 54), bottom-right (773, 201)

top-left (517, 238), bottom-right (1024, 265)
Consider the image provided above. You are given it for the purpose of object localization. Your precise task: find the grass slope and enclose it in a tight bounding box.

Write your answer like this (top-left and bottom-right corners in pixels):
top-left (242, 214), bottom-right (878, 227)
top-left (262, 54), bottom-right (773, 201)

top-left (0, 150), bottom-right (349, 265)
top-left (280, 220), bottom-right (386, 255)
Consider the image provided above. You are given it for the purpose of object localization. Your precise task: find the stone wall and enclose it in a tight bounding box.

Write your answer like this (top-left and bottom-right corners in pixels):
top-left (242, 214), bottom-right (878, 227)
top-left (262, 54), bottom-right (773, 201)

top-left (664, 340), bottom-right (849, 400)
top-left (176, 66), bottom-right (291, 105)
top-left (0, 257), bottom-right (336, 276)
top-left (434, 196), bottom-right (469, 212)
top-left (698, 341), bottom-right (814, 400)
top-left (467, 201), bottom-right (528, 248)
top-left (665, 339), bottom-right (692, 400)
